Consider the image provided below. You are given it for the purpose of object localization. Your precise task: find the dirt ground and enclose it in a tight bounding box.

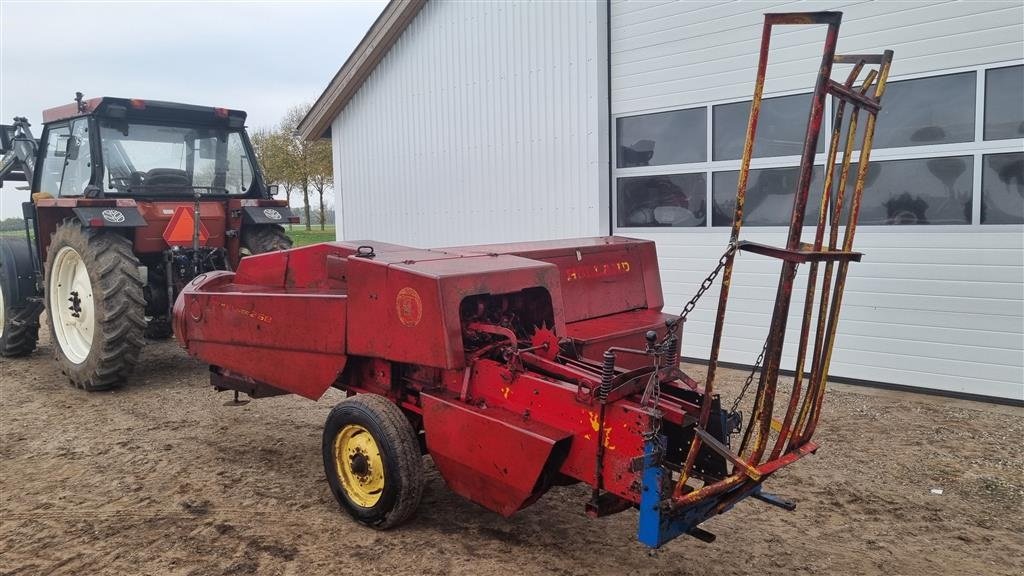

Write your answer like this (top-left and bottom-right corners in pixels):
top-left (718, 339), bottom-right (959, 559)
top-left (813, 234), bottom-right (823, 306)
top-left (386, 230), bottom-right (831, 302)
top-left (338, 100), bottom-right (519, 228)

top-left (1, 326), bottom-right (1021, 576)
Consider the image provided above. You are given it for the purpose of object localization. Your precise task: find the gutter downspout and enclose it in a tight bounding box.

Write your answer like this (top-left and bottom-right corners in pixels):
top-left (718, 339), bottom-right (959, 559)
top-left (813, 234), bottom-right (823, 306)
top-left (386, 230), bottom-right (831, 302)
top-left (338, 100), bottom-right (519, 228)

top-left (606, 0), bottom-right (614, 236)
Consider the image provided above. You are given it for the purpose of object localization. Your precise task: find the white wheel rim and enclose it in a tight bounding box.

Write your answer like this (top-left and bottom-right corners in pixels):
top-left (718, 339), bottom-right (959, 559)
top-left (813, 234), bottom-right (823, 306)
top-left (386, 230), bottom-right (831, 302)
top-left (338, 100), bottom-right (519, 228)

top-left (50, 246), bottom-right (94, 364)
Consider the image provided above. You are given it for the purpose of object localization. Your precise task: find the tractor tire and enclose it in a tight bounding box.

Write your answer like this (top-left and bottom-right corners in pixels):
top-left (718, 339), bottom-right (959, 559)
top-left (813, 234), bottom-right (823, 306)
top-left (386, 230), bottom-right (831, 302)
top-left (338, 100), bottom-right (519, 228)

top-left (240, 224), bottom-right (292, 256)
top-left (45, 220), bottom-right (146, 391)
top-left (0, 237), bottom-right (42, 357)
top-left (323, 394), bottom-right (424, 529)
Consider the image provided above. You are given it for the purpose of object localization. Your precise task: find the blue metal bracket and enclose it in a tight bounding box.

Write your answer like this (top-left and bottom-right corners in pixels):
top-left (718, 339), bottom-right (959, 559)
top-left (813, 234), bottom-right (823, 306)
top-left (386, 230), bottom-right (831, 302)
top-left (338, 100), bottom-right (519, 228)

top-left (637, 435), bottom-right (762, 548)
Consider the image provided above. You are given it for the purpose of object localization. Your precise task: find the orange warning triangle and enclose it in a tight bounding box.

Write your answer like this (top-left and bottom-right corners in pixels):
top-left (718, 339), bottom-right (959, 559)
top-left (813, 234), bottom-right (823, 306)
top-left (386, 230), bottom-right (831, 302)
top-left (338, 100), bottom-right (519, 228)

top-left (163, 206), bottom-right (210, 247)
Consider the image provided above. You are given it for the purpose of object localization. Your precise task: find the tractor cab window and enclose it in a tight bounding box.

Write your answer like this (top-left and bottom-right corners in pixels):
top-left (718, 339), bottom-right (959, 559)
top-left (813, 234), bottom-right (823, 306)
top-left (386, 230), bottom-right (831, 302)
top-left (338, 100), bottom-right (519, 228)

top-left (98, 119), bottom-right (254, 195)
top-left (59, 118), bottom-right (93, 196)
top-left (37, 124), bottom-right (71, 197)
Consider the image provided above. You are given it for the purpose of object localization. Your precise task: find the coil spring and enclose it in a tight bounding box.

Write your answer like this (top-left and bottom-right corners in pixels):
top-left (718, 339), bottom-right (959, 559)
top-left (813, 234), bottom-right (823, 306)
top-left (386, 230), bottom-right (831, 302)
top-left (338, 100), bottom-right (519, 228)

top-left (665, 330), bottom-right (681, 371)
top-left (599, 351), bottom-right (615, 402)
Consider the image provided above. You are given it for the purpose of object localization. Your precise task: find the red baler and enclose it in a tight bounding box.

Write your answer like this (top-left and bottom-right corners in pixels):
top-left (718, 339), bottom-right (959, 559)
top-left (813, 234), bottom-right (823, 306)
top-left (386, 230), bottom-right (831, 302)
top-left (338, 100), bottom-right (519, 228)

top-left (174, 12), bottom-right (892, 547)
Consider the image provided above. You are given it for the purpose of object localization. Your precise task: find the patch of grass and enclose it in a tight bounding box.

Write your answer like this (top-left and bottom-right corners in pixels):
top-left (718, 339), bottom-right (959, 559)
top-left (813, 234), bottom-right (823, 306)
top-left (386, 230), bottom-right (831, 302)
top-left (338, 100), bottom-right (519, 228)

top-left (0, 229), bottom-right (32, 240)
top-left (284, 226), bottom-right (336, 247)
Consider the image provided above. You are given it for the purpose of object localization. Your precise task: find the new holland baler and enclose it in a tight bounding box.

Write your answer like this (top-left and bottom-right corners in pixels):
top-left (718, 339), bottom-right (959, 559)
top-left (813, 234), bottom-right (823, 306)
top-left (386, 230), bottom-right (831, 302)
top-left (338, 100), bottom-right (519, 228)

top-left (173, 12), bottom-right (893, 547)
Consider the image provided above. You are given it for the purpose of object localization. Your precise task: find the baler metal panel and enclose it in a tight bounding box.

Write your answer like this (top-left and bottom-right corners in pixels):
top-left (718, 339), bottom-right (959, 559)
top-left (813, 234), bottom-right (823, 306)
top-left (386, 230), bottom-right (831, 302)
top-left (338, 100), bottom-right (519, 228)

top-left (421, 390), bottom-right (573, 516)
top-left (451, 236), bottom-right (664, 322)
top-left (174, 271), bottom-right (348, 400)
top-left (565, 308), bottom-right (679, 369)
top-left (346, 250), bottom-right (564, 370)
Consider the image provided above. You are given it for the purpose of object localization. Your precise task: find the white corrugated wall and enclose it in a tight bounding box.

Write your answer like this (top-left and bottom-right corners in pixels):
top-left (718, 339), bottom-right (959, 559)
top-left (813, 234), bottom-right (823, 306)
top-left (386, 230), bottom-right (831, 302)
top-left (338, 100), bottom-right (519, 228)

top-left (611, 0), bottom-right (1024, 400)
top-left (331, 0), bottom-right (609, 247)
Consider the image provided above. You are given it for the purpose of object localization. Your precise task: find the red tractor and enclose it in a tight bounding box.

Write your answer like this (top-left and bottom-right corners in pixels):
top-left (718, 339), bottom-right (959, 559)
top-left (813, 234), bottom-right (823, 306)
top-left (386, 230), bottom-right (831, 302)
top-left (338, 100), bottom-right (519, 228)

top-left (0, 95), bottom-right (295, 389)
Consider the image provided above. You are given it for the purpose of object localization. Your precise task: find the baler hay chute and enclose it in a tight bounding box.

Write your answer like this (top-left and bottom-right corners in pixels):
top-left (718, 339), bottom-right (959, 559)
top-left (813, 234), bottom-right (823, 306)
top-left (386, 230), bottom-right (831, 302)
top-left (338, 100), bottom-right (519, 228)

top-left (174, 12), bottom-right (892, 547)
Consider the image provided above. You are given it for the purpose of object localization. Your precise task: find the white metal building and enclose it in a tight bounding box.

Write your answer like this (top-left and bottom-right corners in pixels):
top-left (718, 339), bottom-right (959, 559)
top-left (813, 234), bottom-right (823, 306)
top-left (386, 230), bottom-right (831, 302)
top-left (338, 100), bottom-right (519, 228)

top-left (299, 0), bottom-right (1024, 402)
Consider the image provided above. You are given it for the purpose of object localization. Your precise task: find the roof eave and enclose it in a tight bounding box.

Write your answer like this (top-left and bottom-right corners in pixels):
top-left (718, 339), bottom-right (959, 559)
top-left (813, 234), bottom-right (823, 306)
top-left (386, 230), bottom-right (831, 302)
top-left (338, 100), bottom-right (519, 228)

top-left (297, 0), bottom-right (427, 141)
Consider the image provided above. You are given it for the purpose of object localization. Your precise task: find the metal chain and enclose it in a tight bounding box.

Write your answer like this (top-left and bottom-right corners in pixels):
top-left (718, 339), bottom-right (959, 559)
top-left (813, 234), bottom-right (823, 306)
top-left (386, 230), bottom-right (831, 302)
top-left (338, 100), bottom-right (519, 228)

top-left (728, 263), bottom-right (798, 414)
top-left (730, 340), bottom-right (768, 414)
top-left (641, 356), bottom-right (663, 438)
top-left (677, 242), bottom-right (738, 323)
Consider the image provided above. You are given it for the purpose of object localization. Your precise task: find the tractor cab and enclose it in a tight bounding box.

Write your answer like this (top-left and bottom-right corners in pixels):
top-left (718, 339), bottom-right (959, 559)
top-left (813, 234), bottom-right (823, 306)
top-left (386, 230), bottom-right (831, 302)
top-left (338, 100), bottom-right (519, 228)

top-left (34, 96), bottom-right (266, 200)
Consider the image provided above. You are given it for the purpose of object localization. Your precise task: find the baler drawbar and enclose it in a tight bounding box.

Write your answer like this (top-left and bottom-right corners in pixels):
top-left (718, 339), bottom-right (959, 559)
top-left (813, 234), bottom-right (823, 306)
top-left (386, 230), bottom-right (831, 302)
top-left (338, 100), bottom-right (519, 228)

top-left (174, 12), bottom-right (892, 547)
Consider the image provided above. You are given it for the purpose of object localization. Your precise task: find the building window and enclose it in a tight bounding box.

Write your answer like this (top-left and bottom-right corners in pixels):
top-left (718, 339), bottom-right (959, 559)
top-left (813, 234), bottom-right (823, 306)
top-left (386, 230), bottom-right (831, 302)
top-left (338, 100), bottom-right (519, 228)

top-left (981, 152), bottom-right (1024, 225)
top-left (840, 72), bottom-right (977, 151)
top-left (613, 61), bottom-right (1024, 229)
top-left (984, 65), bottom-right (1024, 141)
top-left (844, 157), bottom-right (974, 226)
top-left (617, 108), bottom-right (705, 167)
top-left (874, 72), bottom-right (976, 149)
top-left (713, 93), bottom-right (823, 161)
top-left (712, 167), bottom-right (824, 227)
top-left (617, 173), bottom-right (706, 227)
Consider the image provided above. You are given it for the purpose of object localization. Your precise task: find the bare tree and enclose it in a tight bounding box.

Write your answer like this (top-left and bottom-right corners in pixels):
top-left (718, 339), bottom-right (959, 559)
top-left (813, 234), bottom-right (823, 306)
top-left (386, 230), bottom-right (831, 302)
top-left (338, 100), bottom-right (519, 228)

top-left (251, 127), bottom-right (295, 228)
top-left (253, 105), bottom-right (333, 232)
top-left (308, 141), bottom-right (333, 230)
top-left (277, 105), bottom-right (330, 231)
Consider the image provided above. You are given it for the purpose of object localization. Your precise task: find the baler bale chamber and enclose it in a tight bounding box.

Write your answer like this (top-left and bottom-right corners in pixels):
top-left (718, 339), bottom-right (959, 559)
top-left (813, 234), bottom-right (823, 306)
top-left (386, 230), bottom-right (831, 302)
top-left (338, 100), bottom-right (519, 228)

top-left (174, 11), bottom-right (893, 548)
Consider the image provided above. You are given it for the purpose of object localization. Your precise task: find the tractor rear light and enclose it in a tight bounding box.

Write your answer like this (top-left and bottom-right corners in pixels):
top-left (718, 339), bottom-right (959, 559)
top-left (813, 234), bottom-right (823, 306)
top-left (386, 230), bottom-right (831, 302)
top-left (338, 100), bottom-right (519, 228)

top-left (129, 99), bottom-right (146, 110)
top-left (214, 107), bottom-right (229, 118)
top-left (88, 218), bottom-right (104, 227)
top-left (287, 216), bottom-right (300, 224)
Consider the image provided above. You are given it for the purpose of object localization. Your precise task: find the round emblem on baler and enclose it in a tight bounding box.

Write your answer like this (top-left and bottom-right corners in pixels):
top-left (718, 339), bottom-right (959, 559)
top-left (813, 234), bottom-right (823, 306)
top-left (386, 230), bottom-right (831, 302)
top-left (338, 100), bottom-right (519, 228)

top-left (262, 208), bottom-right (282, 220)
top-left (101, 209), bottom-right (125, 223)
top-left (395, 287), bottom-right (423, 327)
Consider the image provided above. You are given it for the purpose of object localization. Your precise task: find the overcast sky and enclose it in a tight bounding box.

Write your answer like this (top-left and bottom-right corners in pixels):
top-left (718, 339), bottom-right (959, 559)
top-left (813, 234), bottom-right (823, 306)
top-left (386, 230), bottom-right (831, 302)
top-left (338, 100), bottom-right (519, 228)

top-left (0, 0), bottom-right (386, 219)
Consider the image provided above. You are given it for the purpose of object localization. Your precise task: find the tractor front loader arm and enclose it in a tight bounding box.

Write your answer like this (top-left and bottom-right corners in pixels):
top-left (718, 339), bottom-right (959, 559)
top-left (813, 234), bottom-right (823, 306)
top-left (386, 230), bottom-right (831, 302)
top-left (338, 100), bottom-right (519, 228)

top-left (0, 118), bottom-right (37, 188)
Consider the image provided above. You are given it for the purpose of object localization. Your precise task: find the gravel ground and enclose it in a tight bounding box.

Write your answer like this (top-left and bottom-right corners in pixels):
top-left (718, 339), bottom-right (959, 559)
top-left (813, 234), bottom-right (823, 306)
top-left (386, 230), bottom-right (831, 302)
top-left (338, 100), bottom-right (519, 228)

top-left (1, 326), bottom-right (1021, 576)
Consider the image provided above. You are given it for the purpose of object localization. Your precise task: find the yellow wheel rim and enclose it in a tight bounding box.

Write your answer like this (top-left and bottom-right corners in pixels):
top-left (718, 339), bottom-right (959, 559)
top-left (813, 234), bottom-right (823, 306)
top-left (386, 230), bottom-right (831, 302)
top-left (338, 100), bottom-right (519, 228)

top-left (333, 424), bottom-right (385, 508)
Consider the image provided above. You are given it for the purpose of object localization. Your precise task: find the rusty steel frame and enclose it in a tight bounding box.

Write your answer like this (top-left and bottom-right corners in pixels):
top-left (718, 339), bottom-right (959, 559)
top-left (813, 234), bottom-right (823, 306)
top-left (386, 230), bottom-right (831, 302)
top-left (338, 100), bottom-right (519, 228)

top-left (671, 11), bottom-right (893, 508)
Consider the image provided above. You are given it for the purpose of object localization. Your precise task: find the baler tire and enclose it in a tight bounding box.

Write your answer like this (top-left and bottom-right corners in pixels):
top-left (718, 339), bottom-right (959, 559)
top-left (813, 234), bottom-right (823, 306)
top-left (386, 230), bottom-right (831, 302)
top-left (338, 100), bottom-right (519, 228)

top-left (240, 224), bottom-right (292, 256)
top-left (45, 220), bottom-right (146, 391)
top-left (0, 236), bottom-right (42, 357)
top-left (323, 394), bottom-right (424, 529)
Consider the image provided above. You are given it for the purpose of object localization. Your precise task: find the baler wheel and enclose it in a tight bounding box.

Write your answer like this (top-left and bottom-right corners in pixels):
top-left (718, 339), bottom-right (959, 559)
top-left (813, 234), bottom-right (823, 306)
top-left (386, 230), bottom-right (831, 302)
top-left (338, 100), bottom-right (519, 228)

top-left (240, 224), bottom-right (292, 256)
top-left (322, 394), bottom-right (424, 529)
top-left (45, 220), bottom-right (145, 390)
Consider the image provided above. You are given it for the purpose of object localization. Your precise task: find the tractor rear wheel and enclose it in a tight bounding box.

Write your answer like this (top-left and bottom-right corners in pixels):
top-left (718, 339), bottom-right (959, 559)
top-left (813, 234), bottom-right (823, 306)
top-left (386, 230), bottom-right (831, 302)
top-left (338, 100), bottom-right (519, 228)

top-left (240, 224), bottom-right (292, 256)
top-left (0, 237), bottom-right (42, 357)
top-left (45, 220), bottom-right (146, 391)
top-left (323, 394), bottom-right (424, 529)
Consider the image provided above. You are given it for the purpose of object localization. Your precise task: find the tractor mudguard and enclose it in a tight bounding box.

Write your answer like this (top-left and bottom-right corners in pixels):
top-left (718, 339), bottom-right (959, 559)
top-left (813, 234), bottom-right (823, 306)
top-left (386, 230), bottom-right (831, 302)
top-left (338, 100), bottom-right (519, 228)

top-left (240, 205), bottom-right (297, 225)
top-left (0, 236), bottom-right (40, 307)
top-left (72, 206), bottom-right (147, 228)
top-left (0, 235), bottom-right (43, 356)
